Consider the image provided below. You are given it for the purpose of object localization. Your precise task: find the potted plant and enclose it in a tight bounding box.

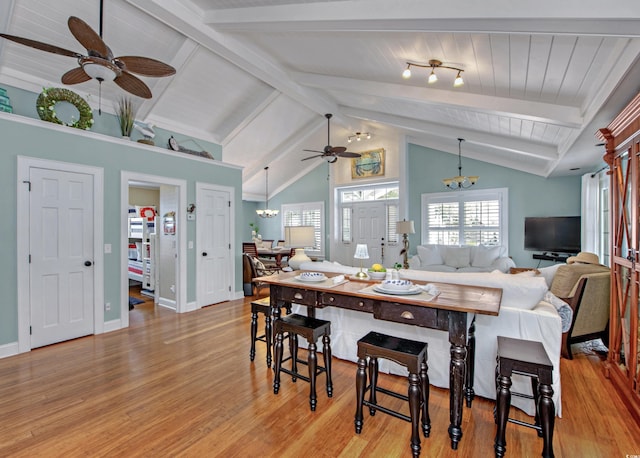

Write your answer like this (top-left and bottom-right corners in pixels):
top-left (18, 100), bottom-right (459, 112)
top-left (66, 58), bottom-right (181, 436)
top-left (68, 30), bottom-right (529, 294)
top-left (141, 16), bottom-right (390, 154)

top-left (249, 222), bottom-right (259, 239)
top-left (115, 97), bottom-right (136, 138)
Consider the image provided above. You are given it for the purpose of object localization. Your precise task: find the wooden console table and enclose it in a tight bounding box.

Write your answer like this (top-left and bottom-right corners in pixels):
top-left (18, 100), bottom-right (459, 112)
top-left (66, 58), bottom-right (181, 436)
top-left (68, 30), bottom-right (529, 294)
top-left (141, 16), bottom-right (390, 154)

top-left (258, 271), bottom-right (502, 450)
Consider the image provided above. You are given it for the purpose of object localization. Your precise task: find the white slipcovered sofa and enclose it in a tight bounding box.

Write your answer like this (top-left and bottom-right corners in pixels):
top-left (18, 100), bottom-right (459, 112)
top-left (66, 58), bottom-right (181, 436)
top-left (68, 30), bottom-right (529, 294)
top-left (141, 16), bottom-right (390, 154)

top-left (296, 260), bottom-right (562, 416)
top-left (408, 244), bottom-right (516, 273)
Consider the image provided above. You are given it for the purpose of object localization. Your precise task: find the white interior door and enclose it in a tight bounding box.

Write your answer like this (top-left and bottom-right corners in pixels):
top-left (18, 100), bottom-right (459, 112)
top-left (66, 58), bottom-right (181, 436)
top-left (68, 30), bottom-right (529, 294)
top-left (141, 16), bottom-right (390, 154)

top-left (353, 202), bottom-right (386, 266)
top-left (29, 167), bottom-right (94, 348)
top-left (197, 186), bottom-right (231, 306)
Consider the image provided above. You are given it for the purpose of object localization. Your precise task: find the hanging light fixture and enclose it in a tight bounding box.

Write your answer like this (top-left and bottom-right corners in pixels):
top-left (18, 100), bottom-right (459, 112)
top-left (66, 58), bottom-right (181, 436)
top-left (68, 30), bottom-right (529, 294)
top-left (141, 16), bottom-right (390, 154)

top-left (442, 138), bottom-right (478, 190)
top-left (347, 132), bottom-right (372, 143)
top-left (402, 59), bottom-right (464, 88)
top-left (256, 166), bottom-right (279, 218)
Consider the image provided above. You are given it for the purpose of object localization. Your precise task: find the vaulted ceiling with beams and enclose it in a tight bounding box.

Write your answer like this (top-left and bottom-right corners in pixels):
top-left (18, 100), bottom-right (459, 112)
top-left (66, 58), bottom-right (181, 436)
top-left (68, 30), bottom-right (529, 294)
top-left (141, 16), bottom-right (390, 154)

top-left (1, 0), bottom-right (639, 201)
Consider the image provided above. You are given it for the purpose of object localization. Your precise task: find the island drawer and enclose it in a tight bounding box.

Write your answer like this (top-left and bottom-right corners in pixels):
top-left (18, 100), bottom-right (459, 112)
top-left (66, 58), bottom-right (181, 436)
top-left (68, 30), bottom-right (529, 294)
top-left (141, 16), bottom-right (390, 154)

top-left (319, 292), bottom-right (374, 312)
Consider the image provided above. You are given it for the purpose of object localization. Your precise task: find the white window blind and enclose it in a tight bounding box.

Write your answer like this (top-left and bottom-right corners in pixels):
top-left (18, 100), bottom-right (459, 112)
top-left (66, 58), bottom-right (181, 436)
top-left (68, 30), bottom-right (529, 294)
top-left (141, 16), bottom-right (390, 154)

top-left (341, 207), bottom-right (352, 243)
top-left (386, 204), bottom-right (399, 244)
top-left (282, 202), bottom-right (324, 255)
top-left (422, 188), bottom-right (508, 247)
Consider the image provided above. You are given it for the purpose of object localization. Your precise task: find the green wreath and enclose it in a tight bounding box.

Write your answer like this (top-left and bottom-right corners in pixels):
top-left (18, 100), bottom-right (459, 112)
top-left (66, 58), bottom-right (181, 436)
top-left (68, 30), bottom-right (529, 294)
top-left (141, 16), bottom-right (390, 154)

top-left (36, 87), bottom-right (94, 130)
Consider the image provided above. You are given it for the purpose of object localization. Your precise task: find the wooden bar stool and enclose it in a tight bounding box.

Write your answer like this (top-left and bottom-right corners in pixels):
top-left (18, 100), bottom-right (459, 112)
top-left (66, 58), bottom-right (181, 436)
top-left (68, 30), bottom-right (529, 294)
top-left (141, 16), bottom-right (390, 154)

top-left (249, 297), bottom-right (291, 367)
top-left (494, 336), bottom-right (555, 458)
top-left (272, 313), bottom-right (333, 411)
top-left (355, 331), bottom-right (430, 458)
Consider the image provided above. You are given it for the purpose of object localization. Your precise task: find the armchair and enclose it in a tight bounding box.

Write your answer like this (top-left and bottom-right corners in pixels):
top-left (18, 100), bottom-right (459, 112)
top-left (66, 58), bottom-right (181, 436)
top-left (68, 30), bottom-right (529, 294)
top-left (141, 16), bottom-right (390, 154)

top-left (242, 253), bottom-right (279, 296)
top-left (561, 271), bottom-right (611, 359)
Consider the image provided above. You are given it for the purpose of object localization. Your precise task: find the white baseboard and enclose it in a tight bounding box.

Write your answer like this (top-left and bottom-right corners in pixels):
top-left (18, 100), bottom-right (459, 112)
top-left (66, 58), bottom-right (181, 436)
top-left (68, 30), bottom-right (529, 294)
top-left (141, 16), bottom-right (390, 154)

top-left (158, 297), bottom-right (177, 310)
top-left (103, 318), bottom-right (123, 333)
top-left (0, 341), bottom-right (20, 359)
top-left (184, 301), bottom-right (198, 312)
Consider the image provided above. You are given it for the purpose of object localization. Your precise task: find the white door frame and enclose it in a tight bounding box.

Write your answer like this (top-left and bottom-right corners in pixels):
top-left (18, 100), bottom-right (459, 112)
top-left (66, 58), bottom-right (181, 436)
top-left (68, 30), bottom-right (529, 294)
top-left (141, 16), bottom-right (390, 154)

top-left (121, 171), bottom-right (187, 326)
top-left (17, 156), bottom-right (104, 354)
top-left (195, 182), bottom-right (236, 306)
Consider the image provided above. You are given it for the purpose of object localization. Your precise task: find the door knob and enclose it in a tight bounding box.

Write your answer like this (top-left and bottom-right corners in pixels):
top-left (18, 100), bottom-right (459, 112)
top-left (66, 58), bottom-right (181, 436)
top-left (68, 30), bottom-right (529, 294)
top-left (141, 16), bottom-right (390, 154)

top-left (202, 252), bottom-right (208, 256)
top-left (84, 261), bottom-right (92, 266)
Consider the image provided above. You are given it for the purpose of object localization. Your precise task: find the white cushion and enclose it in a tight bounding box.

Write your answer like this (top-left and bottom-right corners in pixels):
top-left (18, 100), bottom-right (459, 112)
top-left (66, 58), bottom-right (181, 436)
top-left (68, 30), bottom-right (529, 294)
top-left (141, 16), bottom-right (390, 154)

top-left (538, 264), bottom-right (562, 288)
top-left (472, 245), bottom-right (502, 267)
top-left (399, 270), bottom-right (548, 311)
top-left (417, 245), bottom-right (443, 266)
top-left (443, 246), bottom-right (471, 268)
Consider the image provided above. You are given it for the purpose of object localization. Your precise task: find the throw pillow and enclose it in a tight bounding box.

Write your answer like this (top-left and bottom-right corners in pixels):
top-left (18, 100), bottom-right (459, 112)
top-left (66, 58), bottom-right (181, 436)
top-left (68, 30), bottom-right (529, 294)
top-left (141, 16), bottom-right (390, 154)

top-left (538, 264), bottom-right (562, 287)
top-left (417, 245), bottom-right (443, 266)
top-left (443, 246), bottom-right (471, 268)
top-left (250, 256), bottom-right (270, 276)
top-left (472, 245), bottom-right (502, 267)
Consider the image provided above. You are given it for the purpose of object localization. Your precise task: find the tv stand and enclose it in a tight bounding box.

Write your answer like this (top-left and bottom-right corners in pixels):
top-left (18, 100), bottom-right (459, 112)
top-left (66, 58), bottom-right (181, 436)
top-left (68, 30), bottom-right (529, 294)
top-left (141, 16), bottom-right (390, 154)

top-left (532, 253), bottom-right (570, 263)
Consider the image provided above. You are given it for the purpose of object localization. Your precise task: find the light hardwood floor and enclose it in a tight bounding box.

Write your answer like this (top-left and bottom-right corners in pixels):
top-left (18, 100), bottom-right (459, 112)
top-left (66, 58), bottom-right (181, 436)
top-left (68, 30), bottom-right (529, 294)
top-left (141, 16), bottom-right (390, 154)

top-left (1, 292), bottom-right (639, 457)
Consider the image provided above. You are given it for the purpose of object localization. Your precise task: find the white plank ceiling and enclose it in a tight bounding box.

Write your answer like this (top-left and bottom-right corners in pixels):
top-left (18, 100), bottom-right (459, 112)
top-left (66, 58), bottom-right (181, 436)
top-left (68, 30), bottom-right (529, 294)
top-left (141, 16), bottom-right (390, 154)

top-left (1, 0), bottom-right (639, 199)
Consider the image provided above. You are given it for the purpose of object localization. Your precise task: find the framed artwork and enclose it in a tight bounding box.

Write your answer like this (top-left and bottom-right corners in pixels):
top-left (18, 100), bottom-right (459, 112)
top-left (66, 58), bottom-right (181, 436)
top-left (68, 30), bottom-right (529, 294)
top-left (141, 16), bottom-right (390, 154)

top-left (351, 148), bottom-right (385, 179)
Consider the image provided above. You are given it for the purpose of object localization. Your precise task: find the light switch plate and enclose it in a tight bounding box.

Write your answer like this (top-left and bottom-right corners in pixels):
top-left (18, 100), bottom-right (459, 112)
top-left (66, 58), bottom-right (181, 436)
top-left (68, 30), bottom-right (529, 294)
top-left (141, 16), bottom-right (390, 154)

top-left (104, 243), bottom-right (112, 254)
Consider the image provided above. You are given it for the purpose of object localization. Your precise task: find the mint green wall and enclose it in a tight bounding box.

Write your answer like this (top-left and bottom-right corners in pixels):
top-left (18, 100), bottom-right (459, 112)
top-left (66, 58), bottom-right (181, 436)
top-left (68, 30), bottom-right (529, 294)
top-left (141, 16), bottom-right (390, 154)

top-left (407, 144), bottom-right (581, 267)
top-left (242, 164), bottom-right (331, 257)
top-left (0, 114), bottom-right (241, 346)
top-left (1, 84), bottom-right (222, 160)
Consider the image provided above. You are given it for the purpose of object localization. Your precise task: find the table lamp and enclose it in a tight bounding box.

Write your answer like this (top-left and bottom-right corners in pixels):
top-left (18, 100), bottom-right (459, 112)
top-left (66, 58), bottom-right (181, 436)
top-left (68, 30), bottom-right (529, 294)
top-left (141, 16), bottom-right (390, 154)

top-left (353, 244), bottom-right (370, 279)
top-left (285, 225), bottom-right (316, 270)
top-left (396, 219), bottom-right (415, 269)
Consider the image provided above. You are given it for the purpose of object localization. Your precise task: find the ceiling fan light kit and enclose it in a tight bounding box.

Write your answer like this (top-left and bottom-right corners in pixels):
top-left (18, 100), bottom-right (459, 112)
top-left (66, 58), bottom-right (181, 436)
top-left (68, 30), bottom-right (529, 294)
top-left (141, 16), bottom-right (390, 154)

top-left (403, 59), bottom-right (464, 88)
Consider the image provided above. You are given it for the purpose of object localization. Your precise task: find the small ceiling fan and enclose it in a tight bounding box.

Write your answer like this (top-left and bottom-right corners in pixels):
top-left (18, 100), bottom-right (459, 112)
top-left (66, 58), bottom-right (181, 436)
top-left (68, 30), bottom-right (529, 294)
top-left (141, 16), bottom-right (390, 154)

top-left (0, 1), bottom-right (175, 99)
top-left (302, 113), bottom-right (361, 163)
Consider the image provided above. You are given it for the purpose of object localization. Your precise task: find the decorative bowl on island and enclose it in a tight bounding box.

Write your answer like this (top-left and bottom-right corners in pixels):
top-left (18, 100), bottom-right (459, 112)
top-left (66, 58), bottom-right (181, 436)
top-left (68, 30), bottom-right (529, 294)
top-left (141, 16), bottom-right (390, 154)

top-left (367, 271), bottom-right (387, 280)
top-left (299, 272), bottom-right (326, 281)
top-left (381, 279), bottom-right (413, 291)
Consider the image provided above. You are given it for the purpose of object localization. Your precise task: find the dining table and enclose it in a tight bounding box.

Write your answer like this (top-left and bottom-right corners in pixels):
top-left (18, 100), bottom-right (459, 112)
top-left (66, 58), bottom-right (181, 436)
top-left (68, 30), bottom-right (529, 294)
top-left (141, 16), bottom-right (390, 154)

top-left (257, 270), bottom-right (502, 450)
top-left (256, 246), bottom-right (290, 268)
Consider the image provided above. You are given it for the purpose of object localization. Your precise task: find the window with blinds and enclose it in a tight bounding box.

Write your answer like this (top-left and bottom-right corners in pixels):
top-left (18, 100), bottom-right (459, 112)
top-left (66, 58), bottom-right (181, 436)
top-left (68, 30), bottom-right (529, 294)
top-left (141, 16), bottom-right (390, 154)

top-left (422, 188), bottom-right (508, 247)
top-left (281, 202), bottom-right (324, 255)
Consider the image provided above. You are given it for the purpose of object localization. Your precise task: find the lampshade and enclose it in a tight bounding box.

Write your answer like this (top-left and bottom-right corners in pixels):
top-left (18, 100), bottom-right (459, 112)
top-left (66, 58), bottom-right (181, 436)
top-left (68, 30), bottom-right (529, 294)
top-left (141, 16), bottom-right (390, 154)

top-left (284, 226), bottom-right (315, 248)
top-left (354, 244), bottom-right (369, 260)
top-left (285, 226), bottom-right (316, 270)
top-left (396, 220), bottom-right (415, 235)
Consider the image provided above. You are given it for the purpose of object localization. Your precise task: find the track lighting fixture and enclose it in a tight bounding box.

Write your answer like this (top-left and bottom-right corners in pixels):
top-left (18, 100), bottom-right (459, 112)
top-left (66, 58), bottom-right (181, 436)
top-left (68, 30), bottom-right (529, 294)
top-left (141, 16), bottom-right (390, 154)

top-left (402, 59), bottom-right (464, 88)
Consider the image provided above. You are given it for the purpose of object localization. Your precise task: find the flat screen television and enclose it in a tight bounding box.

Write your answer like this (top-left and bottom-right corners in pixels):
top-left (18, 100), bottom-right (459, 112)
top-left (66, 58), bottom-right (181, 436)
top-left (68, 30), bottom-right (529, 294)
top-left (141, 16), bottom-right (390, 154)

top-left (524, 216), bottom-right (581, 254)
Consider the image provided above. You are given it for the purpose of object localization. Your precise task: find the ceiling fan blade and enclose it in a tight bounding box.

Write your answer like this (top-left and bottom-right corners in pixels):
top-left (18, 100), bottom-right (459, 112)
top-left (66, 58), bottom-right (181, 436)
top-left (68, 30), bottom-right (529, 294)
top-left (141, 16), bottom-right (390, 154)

top-left (0, 33), bottom-right (80, 58)
top-left (336, 151), bottom-right (362, 158)
top-left (303, 149), bottom-right (324, 154)
top-left (329, 146), bottom-right (347, 154)
top-left (301, 155), bottom-right (323, 161)
top-left (61, 67), bottom-right (91, 84)
top-left (116, 56), bottom-right (176, 77)
top-left (114, 71), bottom-right (152, 98)
top-left (68, 16), bottom-right (111, 59)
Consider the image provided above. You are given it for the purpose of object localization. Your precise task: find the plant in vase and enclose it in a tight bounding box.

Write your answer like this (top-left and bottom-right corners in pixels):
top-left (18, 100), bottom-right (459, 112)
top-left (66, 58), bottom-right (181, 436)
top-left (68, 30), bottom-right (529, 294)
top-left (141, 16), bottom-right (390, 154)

top-left (249, 223), bottom-right (260, 240)
top-left (115, 97), bottom-right (136, 138)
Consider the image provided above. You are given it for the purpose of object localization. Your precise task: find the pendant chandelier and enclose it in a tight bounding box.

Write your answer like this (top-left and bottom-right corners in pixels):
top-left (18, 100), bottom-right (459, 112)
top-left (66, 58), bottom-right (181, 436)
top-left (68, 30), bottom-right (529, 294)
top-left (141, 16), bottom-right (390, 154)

top-left (256, 166), bottom-right (279, 218)
top-left (443, 138), bottom-right (478, 190)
